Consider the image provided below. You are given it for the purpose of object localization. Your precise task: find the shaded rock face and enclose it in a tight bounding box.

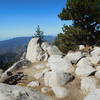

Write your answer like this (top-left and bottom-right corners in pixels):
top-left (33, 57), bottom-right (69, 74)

top-left (0, 83), bottom-right (52, 100)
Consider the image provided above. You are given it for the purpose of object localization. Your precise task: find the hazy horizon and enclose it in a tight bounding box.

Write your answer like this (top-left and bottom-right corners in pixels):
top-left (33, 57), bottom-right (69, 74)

top-left (0, 34), bottom-right (56, 41)
top-left (0, 0), bottom-right (72, 40)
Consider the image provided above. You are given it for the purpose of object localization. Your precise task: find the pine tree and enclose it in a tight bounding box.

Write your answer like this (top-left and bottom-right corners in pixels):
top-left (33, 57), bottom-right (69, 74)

top-left (34, 25), bottom-right (44, 40)
top-left (55, 0), bottom-right (100, 53)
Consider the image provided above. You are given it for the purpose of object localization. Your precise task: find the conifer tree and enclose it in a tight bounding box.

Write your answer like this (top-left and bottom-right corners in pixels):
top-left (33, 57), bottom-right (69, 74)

top-left (55, 0), bottom-right (100, 53)
top-left (34, 25), bottom-right (44, 40)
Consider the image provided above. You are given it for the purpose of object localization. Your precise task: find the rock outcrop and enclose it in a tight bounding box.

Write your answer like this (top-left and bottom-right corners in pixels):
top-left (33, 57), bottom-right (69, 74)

top-left (26, 38), bottom-right (62, 63)
top-left (1, 38), bottom-right (100, 100)
top-left (0, 83), bottom-right (52, 100)
top-left (26, 38), bottom-right (45, 63)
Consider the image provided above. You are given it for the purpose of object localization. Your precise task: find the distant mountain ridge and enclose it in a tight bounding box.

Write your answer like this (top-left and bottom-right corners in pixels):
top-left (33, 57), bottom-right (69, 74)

top-left (0, 37), bottom-right (31, 55)
top-left (0, 35), bottom-right (56, 54)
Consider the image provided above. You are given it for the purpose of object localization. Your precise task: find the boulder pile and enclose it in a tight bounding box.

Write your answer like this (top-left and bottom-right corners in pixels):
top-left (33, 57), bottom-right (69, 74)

top-left (0, 38), bottom-right (100, 100)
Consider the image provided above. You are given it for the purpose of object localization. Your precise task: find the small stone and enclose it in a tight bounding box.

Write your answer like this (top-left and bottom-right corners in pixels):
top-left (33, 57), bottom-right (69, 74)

top-left (22, 66), bottom-right (28, 69)
top-left (79, 45), bottom-right (85, 50)
top-left (35, 64), bottom-right (46, 69)
top-left (34, 73), bottom-right (43, 80)
top-left (41, 87), bottom-right (51, 93)
top-left (27, 81), bottom-right (40, 87)
top-left (95, 71), bottom-right (100, 79)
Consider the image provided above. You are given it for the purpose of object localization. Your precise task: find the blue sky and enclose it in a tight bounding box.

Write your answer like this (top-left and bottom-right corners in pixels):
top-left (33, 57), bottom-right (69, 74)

top-left (0, 0), bottom-right (72, 40)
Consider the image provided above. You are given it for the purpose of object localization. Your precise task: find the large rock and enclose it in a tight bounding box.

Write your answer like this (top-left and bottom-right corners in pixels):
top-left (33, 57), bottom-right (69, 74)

top-left (48, 55), bottom-right (74, 73)
top-left (26, 38), bottom-right (45, 63)
top-left (64, 51), bottom-right (83, 64)
top-left (75, 58), bottom-right (96, 77)
top-left (47, 46), bottom-right (62, 56)
top-left (0, 83), bottom-right (52, 100)
top-left (81, 77), bottom-right (97, 92)
top-left (44, 71), bottom-right (74, 87)
top-left (84, 89), bottom-right (100, 100)
top-left (52, 87), bottom-right (69, 99)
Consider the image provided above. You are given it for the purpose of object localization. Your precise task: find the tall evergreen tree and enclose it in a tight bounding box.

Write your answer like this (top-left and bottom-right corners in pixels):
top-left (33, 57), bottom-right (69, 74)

top-left (55, 0), bottom-right (100, 53)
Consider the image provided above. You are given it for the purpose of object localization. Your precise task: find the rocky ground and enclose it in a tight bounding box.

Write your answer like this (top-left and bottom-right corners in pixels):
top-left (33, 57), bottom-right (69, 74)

top-left (0, 38), bottom-right (100, 100)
